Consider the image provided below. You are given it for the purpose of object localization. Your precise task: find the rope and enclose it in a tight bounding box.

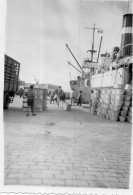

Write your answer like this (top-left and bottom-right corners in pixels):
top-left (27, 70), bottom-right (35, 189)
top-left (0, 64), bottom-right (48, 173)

top-left (77, 0), bottom-right (81, 76)
top-left (127, 0), bottom-right (130, 13)
top-left (67, 62), bottom-right (71, 80)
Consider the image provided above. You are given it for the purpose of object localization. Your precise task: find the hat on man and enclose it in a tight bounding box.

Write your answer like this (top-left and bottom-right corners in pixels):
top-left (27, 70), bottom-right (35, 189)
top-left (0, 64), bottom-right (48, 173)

top-left (30, 85), bottom-right (34, 89)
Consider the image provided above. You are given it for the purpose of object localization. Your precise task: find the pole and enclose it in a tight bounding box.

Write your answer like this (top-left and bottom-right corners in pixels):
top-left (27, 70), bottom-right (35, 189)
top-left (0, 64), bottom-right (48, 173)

top-left (97, 36), bottom-right (103, 62)
top-left (85, 25), bottom-right (103, 62)
top-left (66, 44), bottom-right (83, 71)
top-left (91, 23), bottom-right (95, 61)
top-left (67, 61), bottom-right (82, 73)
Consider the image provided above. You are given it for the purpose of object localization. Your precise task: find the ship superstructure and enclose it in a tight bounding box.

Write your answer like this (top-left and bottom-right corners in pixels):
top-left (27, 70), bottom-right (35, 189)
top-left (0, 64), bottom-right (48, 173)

top-left (68, 13), bottom-right (132, 103)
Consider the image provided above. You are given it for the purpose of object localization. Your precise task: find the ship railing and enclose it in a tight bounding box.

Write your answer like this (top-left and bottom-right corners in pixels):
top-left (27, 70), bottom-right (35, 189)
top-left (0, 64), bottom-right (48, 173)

top-left (117, 43), bottom-right (133, 59)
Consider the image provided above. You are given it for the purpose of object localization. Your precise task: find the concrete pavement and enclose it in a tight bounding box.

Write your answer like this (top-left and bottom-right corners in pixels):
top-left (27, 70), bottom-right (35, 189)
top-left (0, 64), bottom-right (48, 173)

top-left (4, 96), bottom-right (132, 188)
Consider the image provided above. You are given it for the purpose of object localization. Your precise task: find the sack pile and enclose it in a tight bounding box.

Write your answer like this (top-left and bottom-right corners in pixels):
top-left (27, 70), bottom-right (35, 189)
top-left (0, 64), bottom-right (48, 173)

top-left (108, 89), bottom-right (125, 121)
top-left (34, 88), bottom-right (47, 112)
top-left (22, 96), bottom-right (30, 112)
top-left (119, 89), bottom-right (132, 123)
top-left (22, 87), bottom-right (48, 112)
top-left (96, 89), bottom-right (110, 119)
top-left (90, 88), bottom-right (132, 123)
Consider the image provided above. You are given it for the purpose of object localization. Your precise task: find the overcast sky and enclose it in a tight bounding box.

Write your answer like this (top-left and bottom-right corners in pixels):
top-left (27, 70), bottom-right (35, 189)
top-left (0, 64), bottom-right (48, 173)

top-left (5, 0), bottom-right (132, 91)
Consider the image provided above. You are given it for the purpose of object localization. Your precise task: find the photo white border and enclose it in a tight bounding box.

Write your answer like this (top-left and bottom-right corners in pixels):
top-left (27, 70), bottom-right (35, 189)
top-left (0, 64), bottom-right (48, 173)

top-left (0, 0), bottom-right (132, 194)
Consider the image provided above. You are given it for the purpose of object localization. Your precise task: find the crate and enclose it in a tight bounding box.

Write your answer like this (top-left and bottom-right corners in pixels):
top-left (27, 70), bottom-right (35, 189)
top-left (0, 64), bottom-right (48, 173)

top-left (93, 89), bottom-right (100, 95)
top-left (111, 100), bottom-right (115, 105)
top-left (126, 116), bottom-right (132, 123)
top-left (110, 110), bottom-right (119, 117)
top-left (122, 106), bottom-right (129, 112)
top-left (110, 115), bottom-right (118, 121)
top-left (124, 95), bottom-right (132, 101)
top-left (115, 94), bottom-right (124, 101)
top-left (101, 89), bottom-right (107, 94)
top-left (110, 104), bottom-right (121, 111)
top-left (119, 116), bottom-right (126, 122)
top-left (120, 110), bottom-right (127, 117)
top-left (128, 111), bottom-right (132, 117)
top-left (59, 101), bottom-right (71, 111)
top-left (100, 99), bottom-right (104, 103)
top-left (105, 99), bottom-right (110, 104)
top-left (23, 102), bottom-right (28, 107)
top-left (66, 104), bottom-right (71, 111)
top-left (23, 107), bottom-right (31, 112)
top-left (116, 89), bottom-right (125, 95)
top-left (105, 94), bottom-right (111, 99)
top-left (107, 89), bottom-right (111, 94)
top-left (111, 94), bottom-right (115, 100)
top-left (34, 89), bottom-right (44, 95)
top-left (35, 94), bottom-right (44, 100)
top-left (103, 103), bottom-right (110, 109)
top-left (115, 100), bottom-right (123, 106)
top-left (124, 101), bottom-right (130, 107)
top-left (106, 114), bottom-right (110, 120)
top-left (125, 89), bottom-right (132, 96)
top-left (102, 108), bottom-right (108, 115)
top-left (111, 89), bottom-right (116, 95)
top-left (101, 94), bottom-right (106, 99)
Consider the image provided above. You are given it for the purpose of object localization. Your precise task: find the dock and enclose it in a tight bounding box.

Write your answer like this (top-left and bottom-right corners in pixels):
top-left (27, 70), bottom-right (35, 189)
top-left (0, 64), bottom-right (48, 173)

top-left (4, 96), bottom-right (131, 188)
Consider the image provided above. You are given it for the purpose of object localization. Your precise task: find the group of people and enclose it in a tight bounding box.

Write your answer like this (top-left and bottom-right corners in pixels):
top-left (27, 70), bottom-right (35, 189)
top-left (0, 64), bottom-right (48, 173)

top-left (25, 85), bottom-right (83, 117)
top-left (70, 89), bottom-right (82, 106)
top-left (50, 86), bottom-right (66, 105)
top-left (50, 87), bottom-right (83, 107)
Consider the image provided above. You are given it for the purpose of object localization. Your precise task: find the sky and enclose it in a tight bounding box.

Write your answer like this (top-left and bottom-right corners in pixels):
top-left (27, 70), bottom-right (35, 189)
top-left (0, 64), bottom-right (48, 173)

top-left (5, 0), bottom-right (132, 91)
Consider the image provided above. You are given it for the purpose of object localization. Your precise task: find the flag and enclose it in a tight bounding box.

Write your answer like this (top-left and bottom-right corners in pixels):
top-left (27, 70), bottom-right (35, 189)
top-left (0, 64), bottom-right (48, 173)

top-left (98, 30), bottom-right (103, 33)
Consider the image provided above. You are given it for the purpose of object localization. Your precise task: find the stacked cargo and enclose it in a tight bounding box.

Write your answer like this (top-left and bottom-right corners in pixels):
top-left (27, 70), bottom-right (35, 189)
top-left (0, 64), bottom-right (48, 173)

top-left (22, 85), bottom-right (48, 112)
top-left (97, 89), bottom-right (110, 119)
top-left (22, 96), bottom-right (31, 112)
top-left (90, 89), bottom-right (100, 115)
top-left (92, 87), bottom-right (132, 123)
top-left (95, 88), bottom-right (125, 121)
top-left (119, 89), bottom-right (132, 123)
top-left (34, 88), bottom-right (44, 112)
top-left (108, 89), bottom-right (125, 121)
top-left (42, 89), bottom-right (48, 111)
top-left (127, 102), bottom-right (132, 123)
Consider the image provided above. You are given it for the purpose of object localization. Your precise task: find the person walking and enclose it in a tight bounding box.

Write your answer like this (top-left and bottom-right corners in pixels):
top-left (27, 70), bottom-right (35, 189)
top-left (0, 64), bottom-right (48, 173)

top-left (19, 87), bottom-right (24, 98)
top-left (70, 89), bottom-right (75, 106)
top-left (60, 91), bottom-right (66, 102)
top-left (77, 90), bottom-right (82, 106)
top-left (57, 86), bottom-right (63, 106)
top-left (52, 92), bottom-right (58, 103)
top-left (50, 89), bottom-right (55, 104)
top-left (26, 85), bottom-right (37, 116)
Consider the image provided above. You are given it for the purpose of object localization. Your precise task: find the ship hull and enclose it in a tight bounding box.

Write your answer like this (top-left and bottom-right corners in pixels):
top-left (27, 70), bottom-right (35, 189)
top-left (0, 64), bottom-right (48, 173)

top-left (70, 81), bottom-right (91, 104)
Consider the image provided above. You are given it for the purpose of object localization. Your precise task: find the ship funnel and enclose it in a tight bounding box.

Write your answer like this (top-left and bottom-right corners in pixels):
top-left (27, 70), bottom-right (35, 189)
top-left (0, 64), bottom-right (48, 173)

top-left (120, 13), bottom-right (133, 57)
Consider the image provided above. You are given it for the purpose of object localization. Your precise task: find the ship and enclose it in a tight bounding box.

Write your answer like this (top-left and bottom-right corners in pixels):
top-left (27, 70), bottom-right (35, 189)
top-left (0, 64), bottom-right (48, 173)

top-left (66, 13), bottom-right (132, 104)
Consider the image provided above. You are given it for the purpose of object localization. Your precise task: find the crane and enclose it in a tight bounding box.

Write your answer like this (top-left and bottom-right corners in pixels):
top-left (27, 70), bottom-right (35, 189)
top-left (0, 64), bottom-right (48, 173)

top-left (33, 75), bottom-right (39, 84)
top-left (67, 61), bottom-right (82, 73)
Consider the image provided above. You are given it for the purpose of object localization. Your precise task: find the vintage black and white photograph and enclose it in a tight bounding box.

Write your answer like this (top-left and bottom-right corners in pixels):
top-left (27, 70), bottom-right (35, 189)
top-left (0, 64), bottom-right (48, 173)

top-left (0, 0), bottom-right (133, 193)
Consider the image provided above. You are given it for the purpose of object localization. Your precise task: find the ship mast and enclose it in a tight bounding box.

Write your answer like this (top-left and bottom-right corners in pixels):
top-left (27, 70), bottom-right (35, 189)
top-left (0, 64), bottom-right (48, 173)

top-left (66, 44), bottom-right (84, 72)
top-left (86, 23), bottom-right (103, 62)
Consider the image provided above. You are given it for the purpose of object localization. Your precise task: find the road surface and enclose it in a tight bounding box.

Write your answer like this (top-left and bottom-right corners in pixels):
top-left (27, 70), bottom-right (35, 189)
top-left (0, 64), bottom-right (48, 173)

top-left (4, 96), bottom-right (132, 188)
